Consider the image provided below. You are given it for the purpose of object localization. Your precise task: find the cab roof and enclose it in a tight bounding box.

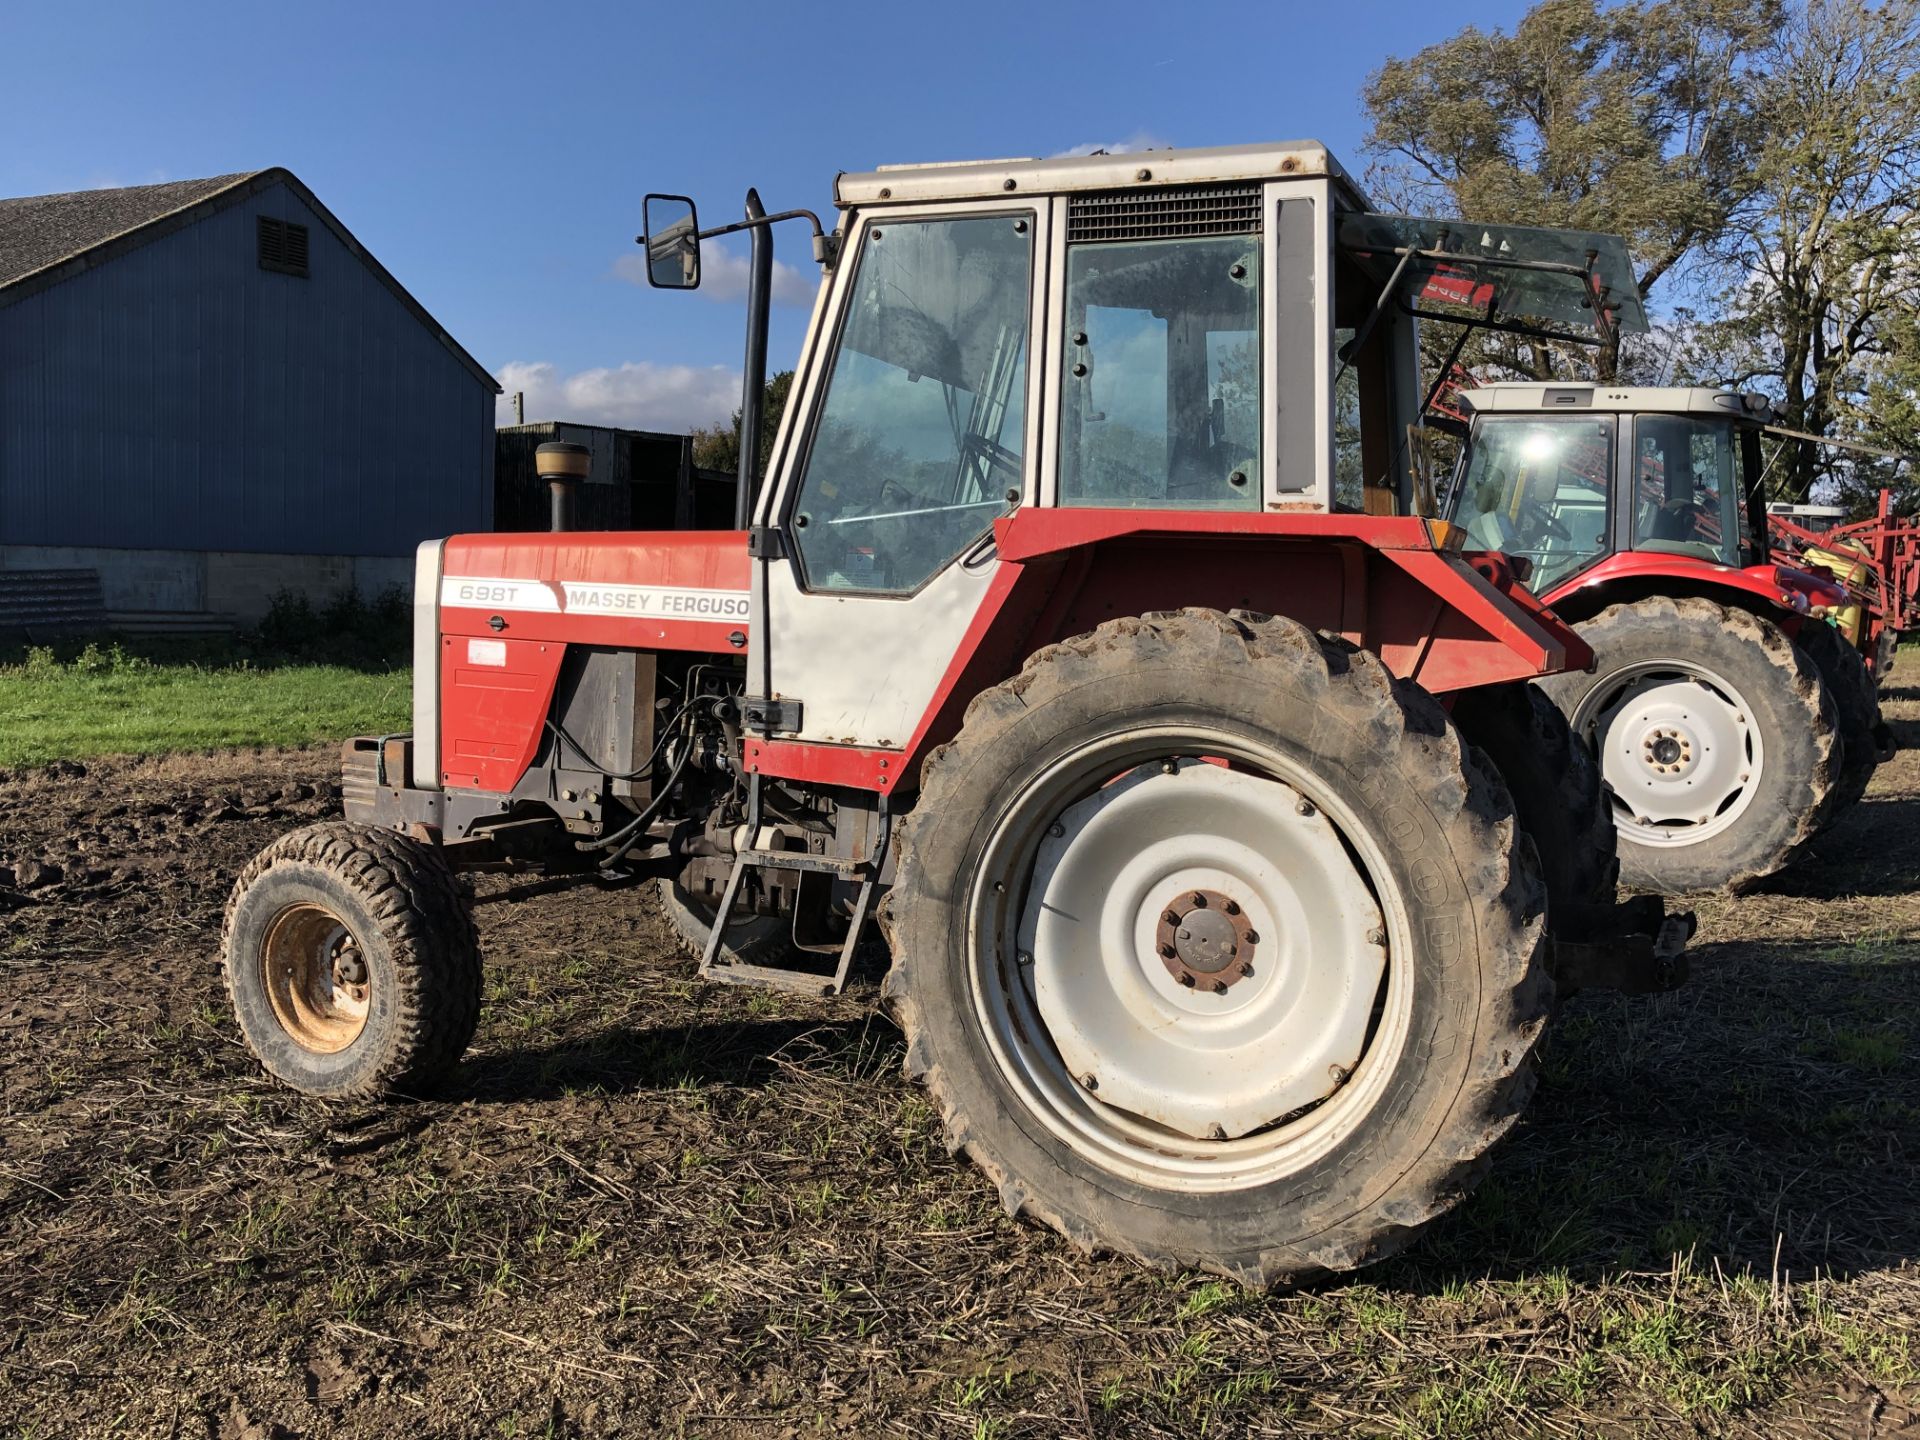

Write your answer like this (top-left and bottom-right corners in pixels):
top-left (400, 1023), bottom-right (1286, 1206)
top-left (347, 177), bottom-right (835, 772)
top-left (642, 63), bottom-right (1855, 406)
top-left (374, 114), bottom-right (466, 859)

top-left (834, 141), bottom-right (1361, 208)
top-left (1458, 384), bottom-right (1770, 421)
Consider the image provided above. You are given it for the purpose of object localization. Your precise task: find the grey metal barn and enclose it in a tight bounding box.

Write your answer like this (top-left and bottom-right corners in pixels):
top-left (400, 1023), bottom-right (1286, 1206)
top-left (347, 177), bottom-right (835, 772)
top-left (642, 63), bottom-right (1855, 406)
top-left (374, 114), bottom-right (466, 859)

top-left (0, 168), bottom-right (497, 628)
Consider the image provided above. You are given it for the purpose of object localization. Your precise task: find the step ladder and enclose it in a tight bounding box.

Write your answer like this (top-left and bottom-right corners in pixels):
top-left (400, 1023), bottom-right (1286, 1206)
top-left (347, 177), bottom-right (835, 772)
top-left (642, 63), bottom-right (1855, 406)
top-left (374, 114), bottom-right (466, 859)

top-left (698, 781), bottom-right (891, 995)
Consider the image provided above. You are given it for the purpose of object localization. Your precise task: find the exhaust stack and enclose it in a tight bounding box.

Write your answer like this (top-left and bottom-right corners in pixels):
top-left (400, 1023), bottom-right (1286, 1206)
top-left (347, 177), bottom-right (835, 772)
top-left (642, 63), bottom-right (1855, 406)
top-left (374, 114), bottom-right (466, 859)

top-left (535, 441), bottom-right (591, 532)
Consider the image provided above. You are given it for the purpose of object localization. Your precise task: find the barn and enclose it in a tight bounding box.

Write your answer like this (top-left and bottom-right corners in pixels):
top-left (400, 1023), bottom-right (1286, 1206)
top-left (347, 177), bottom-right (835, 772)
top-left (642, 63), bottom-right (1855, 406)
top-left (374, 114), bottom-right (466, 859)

top-left (0, 168), bottom-right (498, 630)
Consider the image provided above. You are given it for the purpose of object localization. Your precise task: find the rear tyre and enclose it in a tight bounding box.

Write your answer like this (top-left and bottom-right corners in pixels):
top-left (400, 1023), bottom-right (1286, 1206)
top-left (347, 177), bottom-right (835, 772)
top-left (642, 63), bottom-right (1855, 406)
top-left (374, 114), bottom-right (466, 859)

top-left (1451, 681), bottom-right (1619, 912)
top-left (882, 609), bottom-right (1549, 1287)
top-left (222, 823), bottom-right (481, 1098)
top-left (1538, 597), bottom-right (1839, 894)
top-left (1794, 619), bottom-right (1881, 820)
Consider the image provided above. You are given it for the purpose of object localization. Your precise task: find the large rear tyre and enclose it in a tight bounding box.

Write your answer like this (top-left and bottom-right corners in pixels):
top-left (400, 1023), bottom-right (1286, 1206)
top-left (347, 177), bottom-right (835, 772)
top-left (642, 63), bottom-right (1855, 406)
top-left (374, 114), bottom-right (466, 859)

top-left (222, 823), bottom-right (481, 1098)
top-left (1538, 597), bottom-right (1839, 894)
top-left (1794, 619), bottom-right (1882, 821)
top-left (1452, 681), bottom-right (1619, 912)
top-left (882, 609), bottom-right (1549, 1287)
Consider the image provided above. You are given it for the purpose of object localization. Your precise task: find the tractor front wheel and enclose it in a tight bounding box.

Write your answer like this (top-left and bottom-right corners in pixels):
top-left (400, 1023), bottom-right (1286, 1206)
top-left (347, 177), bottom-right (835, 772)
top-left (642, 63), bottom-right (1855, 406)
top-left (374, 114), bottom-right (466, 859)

top-left (882, 609), bottom-right (1549, 1287)
top-left (222, 823), bottom-right (481, 1098)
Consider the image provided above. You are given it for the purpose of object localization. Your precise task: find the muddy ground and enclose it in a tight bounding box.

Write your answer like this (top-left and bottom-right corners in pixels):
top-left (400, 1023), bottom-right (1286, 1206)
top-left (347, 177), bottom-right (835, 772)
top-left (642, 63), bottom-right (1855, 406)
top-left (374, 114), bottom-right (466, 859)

top-left (2, 694), bottom-right (1918, 1439)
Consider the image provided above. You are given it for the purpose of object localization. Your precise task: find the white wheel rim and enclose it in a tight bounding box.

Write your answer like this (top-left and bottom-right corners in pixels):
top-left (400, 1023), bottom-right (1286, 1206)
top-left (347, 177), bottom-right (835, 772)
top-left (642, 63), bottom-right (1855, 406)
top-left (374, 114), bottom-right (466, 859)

top-left (966, 726), bottom-right (1414, 1192)
top-left (1575, 661), bottom-right (1763, 848)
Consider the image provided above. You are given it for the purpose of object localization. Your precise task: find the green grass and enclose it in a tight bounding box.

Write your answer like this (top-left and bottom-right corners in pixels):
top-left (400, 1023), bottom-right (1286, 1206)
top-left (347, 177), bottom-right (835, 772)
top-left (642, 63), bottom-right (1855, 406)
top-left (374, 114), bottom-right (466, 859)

top-left (0, 590), bottom-right (414, 768)
top-left (0, 642), bottom-right (410, 768)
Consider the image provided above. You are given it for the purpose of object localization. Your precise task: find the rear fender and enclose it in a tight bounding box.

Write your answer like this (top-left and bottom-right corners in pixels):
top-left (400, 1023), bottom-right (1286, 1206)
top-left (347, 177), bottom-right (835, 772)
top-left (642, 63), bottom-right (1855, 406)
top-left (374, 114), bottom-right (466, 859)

top-left (1540, 550), bottom-right (1842, 634)
top-left (749, 512), bottom-right (1590, 794)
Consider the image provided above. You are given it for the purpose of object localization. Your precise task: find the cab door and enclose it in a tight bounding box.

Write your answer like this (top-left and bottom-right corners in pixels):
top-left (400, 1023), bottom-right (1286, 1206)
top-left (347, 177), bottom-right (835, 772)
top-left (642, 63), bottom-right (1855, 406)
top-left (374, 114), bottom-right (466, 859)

top-left (752, 198), bottom-right (1047, 749)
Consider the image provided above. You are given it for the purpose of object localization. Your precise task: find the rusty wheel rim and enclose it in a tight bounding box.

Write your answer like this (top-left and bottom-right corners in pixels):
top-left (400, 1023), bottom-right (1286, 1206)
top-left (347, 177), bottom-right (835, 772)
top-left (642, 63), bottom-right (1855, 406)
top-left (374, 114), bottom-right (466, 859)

top-left (261, 903), bottom-right (371, 1054)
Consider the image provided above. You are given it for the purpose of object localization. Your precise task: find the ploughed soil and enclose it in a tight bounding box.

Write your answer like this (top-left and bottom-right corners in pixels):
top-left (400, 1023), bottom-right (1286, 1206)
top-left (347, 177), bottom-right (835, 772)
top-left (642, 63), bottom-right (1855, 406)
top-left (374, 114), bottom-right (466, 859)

top-left (3, 695), bottom-right (1919, 1438)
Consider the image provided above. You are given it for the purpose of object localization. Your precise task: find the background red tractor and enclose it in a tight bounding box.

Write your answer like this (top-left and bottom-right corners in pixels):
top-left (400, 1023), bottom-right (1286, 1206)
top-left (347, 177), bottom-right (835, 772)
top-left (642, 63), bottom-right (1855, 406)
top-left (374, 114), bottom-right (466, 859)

top-left (1443, 384), bottom-right (1896, 893)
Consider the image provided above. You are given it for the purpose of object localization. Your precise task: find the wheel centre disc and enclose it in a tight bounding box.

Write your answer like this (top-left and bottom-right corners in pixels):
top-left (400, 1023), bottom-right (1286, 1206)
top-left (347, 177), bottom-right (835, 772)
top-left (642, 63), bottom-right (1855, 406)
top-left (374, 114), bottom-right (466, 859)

top-left (1589, 669), bottom-right (1758, 839)
top-left (1018, 760), bottom-right (1387, 1142)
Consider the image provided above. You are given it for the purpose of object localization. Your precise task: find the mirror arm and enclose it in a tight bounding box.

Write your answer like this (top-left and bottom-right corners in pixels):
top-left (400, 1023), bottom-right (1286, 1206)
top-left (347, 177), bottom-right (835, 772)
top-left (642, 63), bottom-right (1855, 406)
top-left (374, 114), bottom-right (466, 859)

top-left (696, 208), bottom-right (838, 267)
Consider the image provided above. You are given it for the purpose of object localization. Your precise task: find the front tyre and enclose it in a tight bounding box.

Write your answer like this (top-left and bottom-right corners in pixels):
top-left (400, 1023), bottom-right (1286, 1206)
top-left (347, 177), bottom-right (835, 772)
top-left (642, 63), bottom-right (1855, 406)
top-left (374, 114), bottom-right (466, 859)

top-left (882, 610), bottom-right (1549, 1287)
top-left (222, 823), bottom-right (481, 1098)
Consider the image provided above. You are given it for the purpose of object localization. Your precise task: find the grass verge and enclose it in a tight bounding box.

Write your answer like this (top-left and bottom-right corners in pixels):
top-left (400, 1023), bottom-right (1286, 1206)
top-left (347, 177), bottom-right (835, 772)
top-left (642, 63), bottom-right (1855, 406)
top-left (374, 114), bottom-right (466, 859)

top-left (0, 590), bottom-right (412, 768)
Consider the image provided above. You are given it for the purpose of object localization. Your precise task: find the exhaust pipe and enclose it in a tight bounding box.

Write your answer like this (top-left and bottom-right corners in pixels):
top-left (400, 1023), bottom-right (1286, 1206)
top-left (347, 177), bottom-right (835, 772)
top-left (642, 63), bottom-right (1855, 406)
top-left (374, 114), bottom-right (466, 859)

top-left (535, 441), bottom-right (591, 532)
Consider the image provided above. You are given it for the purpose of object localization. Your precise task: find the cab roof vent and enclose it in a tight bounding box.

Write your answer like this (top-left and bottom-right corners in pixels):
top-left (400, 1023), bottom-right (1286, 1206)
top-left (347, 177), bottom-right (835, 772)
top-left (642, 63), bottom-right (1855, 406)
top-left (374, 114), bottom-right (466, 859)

top-left (1067, 183), bottom-right (1261, 244)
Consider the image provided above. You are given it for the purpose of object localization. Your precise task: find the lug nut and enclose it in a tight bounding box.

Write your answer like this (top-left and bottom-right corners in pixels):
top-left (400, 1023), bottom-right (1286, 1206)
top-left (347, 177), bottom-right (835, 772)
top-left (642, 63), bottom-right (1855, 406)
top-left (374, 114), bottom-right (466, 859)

top-left (1048, 822), bottom-right (1065, 838)
top-left (1212, 981), bottom-right (1229, 995)
top-left (1191, 892), bottom-right (1208, 908)
top-left (1178, 972), bottom-right (1196, 987)
top-left (1239, 962), bottom-right (1254, 977)
top-left (1244, 930), bottom-right (1259, 944)
top-left (1164, 910), bottom-right (1181, 925)
top-left (1223, 900), bottom-right (1241, 916)
top-left (1080, 1073), bottom-right (1099, 1091)
top-left (1158, 942), bottom-right (1177, 959)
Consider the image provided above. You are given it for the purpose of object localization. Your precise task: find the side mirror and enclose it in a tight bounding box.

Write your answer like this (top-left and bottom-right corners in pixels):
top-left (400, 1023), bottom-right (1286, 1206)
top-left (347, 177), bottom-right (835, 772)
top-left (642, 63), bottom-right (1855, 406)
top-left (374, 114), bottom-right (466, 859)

top-left (642, 194), bottom-right (701, 289)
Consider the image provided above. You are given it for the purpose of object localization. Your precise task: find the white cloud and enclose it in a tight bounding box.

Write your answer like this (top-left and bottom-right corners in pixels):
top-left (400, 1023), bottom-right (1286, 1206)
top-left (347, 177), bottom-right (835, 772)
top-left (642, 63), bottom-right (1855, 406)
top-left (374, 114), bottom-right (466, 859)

top-left (613, 243), bottom-right (817, 307)
top-left (1051, 132), bottom-right (1172, 158)
top-left (495, 359), bottom-right (741, 433)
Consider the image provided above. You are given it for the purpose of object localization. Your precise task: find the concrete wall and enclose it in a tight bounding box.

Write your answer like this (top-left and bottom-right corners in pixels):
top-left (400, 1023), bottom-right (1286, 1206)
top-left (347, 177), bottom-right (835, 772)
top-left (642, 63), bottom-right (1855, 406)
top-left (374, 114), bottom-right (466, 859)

top-left (1, 544), bottom-right (412, 621)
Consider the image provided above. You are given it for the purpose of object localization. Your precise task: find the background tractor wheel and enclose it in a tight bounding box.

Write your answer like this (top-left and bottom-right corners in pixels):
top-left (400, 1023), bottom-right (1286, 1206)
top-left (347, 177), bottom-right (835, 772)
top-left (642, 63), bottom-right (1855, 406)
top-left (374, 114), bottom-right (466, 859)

top-left (1451, 680), bottom-right (1619, 913)
top-left (222, 822), bottom-right (481, 1098)
top-left (1794, 618), bottom-right (1882, 821)
top-left (1538, 596), bottom-right (1839, 894)
top-left (882, 609), bottom-right (1549, 1288)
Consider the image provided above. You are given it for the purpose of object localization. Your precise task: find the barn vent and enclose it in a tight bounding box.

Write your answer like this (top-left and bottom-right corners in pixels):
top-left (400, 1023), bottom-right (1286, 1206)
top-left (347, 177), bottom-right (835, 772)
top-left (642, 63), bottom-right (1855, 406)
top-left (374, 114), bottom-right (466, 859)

top-left (1067, 184), bottom-right (1262, 244)
top-left (257, 216), bottom-right (310, 277)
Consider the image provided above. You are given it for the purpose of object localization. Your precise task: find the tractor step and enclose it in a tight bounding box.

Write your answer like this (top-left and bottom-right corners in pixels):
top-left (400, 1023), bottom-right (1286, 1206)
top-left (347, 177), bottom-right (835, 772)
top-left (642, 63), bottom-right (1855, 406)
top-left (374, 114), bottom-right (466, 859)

top-left (695, 785), bottom-right (892, 997)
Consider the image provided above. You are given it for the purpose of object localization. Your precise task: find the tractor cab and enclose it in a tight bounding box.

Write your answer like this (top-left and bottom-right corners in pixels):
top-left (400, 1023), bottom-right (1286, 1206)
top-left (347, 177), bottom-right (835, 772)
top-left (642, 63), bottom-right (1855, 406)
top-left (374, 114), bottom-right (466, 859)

top-left (1444, 386), bottom-right (1775, 595)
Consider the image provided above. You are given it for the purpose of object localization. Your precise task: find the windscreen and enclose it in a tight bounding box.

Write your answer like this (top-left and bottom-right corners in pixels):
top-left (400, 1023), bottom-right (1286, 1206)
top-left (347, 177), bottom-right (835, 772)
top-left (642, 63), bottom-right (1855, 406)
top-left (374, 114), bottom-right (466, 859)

top-left (1448, 416), bottom-right (1614, 590)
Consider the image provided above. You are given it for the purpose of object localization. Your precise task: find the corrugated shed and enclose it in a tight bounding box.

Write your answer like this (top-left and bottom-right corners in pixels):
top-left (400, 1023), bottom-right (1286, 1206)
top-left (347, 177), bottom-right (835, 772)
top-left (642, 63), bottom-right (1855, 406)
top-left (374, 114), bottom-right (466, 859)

top-left (0, 174), bottom-right (494, 556)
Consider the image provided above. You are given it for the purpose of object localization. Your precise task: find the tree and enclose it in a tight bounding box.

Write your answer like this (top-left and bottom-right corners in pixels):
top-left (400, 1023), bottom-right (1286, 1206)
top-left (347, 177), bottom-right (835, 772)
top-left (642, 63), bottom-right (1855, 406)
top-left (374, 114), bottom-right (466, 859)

top-left (690, 370), bottom-right (795, 476)
top-left (1679, 0), bottom-right (1920, 502)
top-left (1363, 0), bottom-right (1779, 381)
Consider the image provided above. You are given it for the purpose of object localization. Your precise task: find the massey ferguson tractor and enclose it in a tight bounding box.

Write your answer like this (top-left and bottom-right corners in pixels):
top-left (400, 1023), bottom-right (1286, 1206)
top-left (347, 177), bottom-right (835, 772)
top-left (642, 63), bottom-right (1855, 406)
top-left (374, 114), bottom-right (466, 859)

top-left (222, 142), bottom-right (1689, 1287)
top-left (1440, 384), bottom-right (1894, 894)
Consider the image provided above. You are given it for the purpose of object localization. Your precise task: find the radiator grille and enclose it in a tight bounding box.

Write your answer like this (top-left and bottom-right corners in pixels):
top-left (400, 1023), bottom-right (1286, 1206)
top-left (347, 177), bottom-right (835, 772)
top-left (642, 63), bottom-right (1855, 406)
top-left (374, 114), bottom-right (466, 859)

top-left (1067, 184), bottom-right (1262, 244)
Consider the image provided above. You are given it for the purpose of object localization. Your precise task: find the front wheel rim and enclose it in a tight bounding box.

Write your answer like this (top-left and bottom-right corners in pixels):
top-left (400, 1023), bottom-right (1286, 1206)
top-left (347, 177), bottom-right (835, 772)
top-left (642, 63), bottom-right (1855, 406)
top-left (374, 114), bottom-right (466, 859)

top-left (1574, 661), bottom-right (1764, 848)
top-left (261, 903), bottom-right (371, 1054)
top-left (966, 726), bottom-right (1414, 1193)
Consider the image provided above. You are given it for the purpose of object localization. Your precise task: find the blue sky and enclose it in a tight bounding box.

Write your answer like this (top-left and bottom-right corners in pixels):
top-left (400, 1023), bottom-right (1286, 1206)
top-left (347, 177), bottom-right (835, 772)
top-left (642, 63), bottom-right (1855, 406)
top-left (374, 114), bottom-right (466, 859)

top-left (3, 0), bottom-right (1535, 433)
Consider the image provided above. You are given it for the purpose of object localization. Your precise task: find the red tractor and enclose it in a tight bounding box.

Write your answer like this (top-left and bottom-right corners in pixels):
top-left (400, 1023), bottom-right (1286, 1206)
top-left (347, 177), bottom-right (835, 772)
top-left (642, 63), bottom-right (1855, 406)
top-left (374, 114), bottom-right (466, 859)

top-left (223, 143), bottom-right (1685, 1286)
top-left (1442, 385), bottom-right (1894, 894)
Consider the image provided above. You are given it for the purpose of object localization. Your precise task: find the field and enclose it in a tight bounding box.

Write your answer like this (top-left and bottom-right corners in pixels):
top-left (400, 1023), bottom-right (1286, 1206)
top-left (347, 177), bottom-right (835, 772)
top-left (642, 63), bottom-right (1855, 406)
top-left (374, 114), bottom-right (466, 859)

top-left (1, 692), bottom-right (1917, 1437)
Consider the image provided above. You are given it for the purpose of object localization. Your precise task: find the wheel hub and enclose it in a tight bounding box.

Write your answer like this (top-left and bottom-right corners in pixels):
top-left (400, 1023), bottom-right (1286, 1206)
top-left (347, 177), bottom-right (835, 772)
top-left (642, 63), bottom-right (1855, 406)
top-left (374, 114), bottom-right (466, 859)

top-left (262, 905), bottom-right (371, 1055)
top-left (1018, 759), bottom-right (1388, 1142)
top-left (1156, 888), bottom-right (1257, 989)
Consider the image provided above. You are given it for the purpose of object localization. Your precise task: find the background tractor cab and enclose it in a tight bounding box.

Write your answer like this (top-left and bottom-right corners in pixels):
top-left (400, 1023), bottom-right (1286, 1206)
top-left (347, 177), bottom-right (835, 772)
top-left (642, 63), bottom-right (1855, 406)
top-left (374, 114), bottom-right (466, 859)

top-left (1443, 385), bottom-right (1884, 894)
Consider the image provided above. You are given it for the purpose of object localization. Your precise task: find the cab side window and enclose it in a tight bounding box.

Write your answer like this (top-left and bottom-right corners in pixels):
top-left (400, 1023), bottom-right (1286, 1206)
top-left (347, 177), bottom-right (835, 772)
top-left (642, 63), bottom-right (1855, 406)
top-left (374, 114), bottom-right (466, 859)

top-left (1059, 190), bottom-right (1262, 511)
top-left (790, 214), bottom-right (1032, 594)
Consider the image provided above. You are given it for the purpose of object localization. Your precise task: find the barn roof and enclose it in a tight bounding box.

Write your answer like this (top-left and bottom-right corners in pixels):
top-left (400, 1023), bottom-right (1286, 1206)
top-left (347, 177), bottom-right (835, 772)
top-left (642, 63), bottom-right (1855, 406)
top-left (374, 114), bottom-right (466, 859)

top-left (0, 168), bottom-right (499, 392)
top-left (0, 173), bottom-right (260, 288)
